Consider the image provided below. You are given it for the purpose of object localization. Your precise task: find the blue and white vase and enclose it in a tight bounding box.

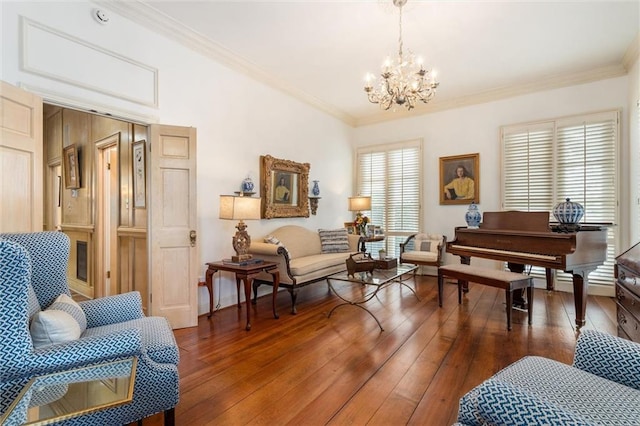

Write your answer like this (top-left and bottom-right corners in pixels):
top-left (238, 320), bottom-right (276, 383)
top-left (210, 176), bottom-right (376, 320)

top-left (311, 180), bottom-right (320, 197)
top-left (465, 202), bottom-right (481, 228)
top-left (553, 198), bottom-right (584, 231)
top-left (241, 177), bottom-right (254, 193)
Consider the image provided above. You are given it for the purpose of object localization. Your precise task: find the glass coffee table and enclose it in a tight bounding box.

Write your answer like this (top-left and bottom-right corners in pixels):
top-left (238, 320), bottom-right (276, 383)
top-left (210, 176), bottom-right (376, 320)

top-left (327, 264), bottom-right (418, 331)
top-left (1, 358), bottom-right (136, 425)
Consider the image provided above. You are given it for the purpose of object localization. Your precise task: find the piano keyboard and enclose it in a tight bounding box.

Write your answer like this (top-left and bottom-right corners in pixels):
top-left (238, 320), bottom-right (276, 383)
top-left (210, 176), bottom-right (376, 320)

top-left (448, 244), bottom-right (558, 261)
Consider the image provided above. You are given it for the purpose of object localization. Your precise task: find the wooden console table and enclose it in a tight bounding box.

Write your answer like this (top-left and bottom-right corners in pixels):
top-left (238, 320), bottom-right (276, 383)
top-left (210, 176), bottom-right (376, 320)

top-left (205, 260), bottom-right (280, 330)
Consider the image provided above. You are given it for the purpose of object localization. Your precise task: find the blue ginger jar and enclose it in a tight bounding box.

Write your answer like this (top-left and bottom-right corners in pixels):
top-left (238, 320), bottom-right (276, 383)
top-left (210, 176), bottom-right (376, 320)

top-left (241, 177), bottom-right (254, 193)
top-left (311, 180), bottom-right (320, 197)
top-left (553, 198), bottom-right (584, 232)
top-left (465, 202), bottom-right (481, 228)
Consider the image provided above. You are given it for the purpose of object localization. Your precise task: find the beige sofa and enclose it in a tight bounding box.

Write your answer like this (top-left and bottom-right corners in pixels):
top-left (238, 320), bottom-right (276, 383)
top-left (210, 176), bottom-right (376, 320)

top-left (247, 225), bottom-right (361, 314)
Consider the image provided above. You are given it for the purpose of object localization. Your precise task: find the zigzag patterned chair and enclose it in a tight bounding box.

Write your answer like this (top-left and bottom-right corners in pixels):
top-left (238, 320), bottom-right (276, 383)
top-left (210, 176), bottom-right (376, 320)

top-left (456, 330), bottom-right (640, 425)
top-left (0, 232), bottom-right (179, 425)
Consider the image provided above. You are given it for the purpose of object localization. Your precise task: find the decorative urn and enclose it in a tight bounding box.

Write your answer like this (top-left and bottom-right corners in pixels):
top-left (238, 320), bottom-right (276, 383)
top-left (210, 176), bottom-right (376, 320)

top-left (241, 177), bottom-right (254, 193)
top-left (465, 202), bottom-right (481, 228)
top-left (553, 198), bottom-right (584, 232)
top-left (311, 180), bottom-right (320, 197)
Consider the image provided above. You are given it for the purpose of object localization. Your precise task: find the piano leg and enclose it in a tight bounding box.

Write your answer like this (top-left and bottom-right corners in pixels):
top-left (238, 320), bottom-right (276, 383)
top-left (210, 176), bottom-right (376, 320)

top-left (545, 268), bottom-right (554, 291)
top-left (459, 256), bottom-right (470, 293)
top-left (571, 269), bottom-right (593, 329)
top-left (507, 262), bottom-right (527, 310)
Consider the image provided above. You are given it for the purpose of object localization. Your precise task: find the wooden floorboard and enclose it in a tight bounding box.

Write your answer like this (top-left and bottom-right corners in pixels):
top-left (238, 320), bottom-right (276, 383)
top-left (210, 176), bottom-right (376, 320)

top-left (142, 275), bottom-right (617, 426)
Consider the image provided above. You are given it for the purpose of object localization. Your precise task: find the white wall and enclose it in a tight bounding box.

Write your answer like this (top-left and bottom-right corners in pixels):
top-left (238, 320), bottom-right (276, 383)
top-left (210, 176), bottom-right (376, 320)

top-left (1, 1), bottom-right (354, 313)
top-left (627, 56), bottom-right (640, 246)
top-left (353, 77), bottom-right (631, 270)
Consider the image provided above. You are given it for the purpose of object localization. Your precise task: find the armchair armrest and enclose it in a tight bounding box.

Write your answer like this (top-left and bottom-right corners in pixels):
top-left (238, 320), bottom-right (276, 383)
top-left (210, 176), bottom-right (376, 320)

top-left (19, 328), bottom-right (142, 378)
top-left (399, 234), bottom-right (417, 255)
top-left (573, 330), bottom-right (640, 390)
top-left (79, 292), bottom-right (144, 328)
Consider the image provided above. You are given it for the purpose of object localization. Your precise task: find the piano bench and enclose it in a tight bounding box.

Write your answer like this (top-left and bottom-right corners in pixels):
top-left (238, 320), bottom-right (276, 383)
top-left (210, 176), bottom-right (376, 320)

top-left (437, 264), bottom-right (534, 331)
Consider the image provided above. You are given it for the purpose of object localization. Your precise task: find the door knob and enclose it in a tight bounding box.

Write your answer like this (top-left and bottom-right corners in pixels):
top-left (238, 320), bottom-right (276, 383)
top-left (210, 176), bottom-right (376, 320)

top-left (190, 230), bottom-right (196, 247)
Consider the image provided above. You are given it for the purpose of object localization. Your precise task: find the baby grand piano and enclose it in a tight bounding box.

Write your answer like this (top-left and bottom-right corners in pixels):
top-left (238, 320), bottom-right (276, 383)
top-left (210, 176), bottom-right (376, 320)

top-left (447, 211), bottom-right (609, 329)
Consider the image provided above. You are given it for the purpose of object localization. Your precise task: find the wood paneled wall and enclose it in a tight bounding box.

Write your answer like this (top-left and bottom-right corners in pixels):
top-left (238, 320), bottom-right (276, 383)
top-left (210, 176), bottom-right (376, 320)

top-left (43, 106), bottom-right (148, 309)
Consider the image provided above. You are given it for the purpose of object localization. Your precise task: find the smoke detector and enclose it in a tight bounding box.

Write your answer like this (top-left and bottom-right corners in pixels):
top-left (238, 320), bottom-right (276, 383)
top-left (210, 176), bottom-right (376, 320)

top-left (93, 9), bottom-right (110, 25)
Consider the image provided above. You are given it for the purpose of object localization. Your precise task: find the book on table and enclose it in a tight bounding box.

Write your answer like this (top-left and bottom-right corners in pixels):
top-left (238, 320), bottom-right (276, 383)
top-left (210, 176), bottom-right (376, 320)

top-left (222, 258), bottom-right (263, 266)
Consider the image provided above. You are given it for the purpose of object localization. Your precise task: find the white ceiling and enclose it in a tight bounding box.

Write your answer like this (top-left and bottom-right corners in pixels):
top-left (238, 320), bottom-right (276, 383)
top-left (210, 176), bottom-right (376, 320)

top-left (105, 0), bottom-right (639, 126)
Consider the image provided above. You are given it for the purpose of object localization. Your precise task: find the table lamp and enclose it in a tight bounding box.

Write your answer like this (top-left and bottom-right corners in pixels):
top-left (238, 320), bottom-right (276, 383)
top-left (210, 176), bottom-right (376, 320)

top-left (219, 195), bottom-right (261, 262)
top-left (348, 196), bottom-right (371, 215)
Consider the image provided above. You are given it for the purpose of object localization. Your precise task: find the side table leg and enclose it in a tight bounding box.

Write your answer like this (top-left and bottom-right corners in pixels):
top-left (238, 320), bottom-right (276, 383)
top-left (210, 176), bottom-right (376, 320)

top-left (241, 276), bottom-right (252, 331)
top-left (205, 268), bottom-right (215, 318)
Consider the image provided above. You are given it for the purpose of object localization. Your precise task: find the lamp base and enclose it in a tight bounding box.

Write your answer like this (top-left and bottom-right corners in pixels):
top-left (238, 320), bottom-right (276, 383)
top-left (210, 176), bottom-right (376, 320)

top-left (232, 253), bottom-right (253, 262)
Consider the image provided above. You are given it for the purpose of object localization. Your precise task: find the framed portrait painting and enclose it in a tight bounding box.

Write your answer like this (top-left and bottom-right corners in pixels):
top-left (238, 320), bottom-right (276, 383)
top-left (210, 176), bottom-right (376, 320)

top-left (439, 153), bottom-right (480, 205)
top-left (63, 144), bottom-right (80, 189)
top-left (260, 155), bottom-right (310, 218)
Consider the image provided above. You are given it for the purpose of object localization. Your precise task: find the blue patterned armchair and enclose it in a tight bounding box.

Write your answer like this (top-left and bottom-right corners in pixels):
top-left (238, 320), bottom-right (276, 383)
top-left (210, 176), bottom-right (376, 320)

top-left (0, 232), bottom-right (179, 425)
top-left (456, 330), bottom-right (640, 425)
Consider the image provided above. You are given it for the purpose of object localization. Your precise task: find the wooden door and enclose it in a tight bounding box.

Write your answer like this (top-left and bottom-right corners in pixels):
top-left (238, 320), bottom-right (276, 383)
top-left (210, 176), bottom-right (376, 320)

top-left (149, 125), bottom-right (198, 329)
top-left (0, 81), bottom-right (43, 232)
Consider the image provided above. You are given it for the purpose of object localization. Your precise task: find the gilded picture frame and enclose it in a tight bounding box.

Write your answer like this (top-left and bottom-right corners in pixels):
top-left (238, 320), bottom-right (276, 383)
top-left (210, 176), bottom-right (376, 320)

top-left (132, 140), bottom-right (146, 208)
top-left (63, 144), bottom-right (80, 189)
top-left (260, 155), bottom-right (310, 218)
top-left (439, 153), bottom-right (480, 205)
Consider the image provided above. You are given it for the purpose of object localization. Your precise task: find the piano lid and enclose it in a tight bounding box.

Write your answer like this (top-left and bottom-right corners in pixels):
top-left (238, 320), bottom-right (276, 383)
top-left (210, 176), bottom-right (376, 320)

top-left (481, 211), bottom-right (550, 232)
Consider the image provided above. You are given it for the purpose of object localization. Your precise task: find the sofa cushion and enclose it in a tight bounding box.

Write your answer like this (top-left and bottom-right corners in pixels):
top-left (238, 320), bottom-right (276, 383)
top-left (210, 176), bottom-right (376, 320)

top-left (318, 228), bottom-right (350, 253)
top-left (289, 253), bottom-right (351, 277)
top-left (82, 316), bottom-right (179, 365)
top-left (30, 293), bottom-right (88, 348)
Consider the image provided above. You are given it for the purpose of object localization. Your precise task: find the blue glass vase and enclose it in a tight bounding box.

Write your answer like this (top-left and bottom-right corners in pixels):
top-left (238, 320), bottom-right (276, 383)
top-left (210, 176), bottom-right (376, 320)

top-left (465, 202), bottom-right (481, 228)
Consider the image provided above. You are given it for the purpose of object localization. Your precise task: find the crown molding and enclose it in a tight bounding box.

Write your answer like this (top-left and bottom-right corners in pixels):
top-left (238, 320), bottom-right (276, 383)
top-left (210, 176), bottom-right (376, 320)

top-left (622, 32), bottom-right (640, 71)
top-left (96, 1), bottom-right (632, 129)
top-left (355, 64), bottom-right (628, 127)
top-left (94, 0), bottom-right (357, 127)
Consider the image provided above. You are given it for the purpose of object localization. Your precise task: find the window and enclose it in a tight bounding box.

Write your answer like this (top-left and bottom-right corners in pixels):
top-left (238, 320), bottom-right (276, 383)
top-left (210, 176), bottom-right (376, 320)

top-left (355, 140), bottom-right (422, 257)
top-left (502, 110), bottom-right (619, 287)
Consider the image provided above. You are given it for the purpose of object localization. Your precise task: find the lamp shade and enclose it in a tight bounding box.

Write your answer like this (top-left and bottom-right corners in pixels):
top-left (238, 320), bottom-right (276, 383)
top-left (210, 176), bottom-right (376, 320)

top-left (219, 195), bottom-right (261, 220)
top-left (348, 196), bottom-right (371, 212)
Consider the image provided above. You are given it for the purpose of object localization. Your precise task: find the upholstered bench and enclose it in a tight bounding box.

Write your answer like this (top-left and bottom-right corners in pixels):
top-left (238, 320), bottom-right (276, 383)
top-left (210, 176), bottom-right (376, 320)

top-left (438, 264), bottom-right (534, 330)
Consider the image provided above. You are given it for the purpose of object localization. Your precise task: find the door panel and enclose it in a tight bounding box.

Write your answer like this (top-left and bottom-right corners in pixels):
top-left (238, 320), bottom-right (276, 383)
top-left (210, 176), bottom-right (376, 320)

top-left (0, 81), bottom-right (43, 232)
top-left (149, 125), bottom-right (198, 329)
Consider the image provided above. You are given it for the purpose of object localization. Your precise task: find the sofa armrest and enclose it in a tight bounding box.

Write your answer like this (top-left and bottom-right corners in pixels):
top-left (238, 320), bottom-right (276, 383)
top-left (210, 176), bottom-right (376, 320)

top-left (573, 329), bottom-right (640, 390)
top-left (79, 292), bottom-right (144, 328)
top-left (248, 241), bottom-right (282, 257)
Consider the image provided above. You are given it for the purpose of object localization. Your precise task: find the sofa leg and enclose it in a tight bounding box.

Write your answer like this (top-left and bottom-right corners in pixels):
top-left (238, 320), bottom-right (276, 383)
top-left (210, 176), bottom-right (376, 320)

top-left (164, 408), bottom-right (175, 426)
top-left (289, 289), bottom-right (298, 315)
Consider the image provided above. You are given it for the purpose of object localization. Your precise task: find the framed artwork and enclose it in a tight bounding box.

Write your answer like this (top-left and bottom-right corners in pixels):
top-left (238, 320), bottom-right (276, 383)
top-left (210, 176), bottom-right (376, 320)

top-left (260, 155), bottom-right (310, 218)
top-left (63, 144), bottom-right (80, 189)
top-left (439, 153), bottom-right (480, 205)
top-left (132, 140), bottom-right (146, 208)
top-left (344, 222), bottom-right (356, 234)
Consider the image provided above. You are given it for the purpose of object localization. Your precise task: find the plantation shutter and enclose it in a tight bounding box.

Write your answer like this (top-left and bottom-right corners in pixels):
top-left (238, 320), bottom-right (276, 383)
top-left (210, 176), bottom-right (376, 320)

top-left (356, 140), bottom-right (422, 257)
top-left (501, 111), bottom-right (619, 287)
top-left (502, 122), bottom-right (554, 212)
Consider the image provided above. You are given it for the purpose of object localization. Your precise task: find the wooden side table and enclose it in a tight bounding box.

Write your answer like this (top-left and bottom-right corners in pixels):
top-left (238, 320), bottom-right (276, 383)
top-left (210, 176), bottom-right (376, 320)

top-left (205, 260), bottom-right (280, 330)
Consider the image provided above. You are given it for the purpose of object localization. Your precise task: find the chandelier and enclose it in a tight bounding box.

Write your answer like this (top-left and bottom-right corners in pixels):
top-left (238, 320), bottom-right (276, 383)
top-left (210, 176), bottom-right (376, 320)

top-left (364, 0), bottom-right (439, 111)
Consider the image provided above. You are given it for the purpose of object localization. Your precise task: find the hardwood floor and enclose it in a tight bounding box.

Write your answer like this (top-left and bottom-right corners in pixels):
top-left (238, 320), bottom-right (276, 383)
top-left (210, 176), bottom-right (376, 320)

top-left (145, 274), bottom-right (616, 426)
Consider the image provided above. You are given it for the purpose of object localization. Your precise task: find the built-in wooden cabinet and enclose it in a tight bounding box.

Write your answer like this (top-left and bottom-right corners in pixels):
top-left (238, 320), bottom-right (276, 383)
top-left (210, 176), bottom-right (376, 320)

top-left (615, 242), bottom-right (640, 343)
